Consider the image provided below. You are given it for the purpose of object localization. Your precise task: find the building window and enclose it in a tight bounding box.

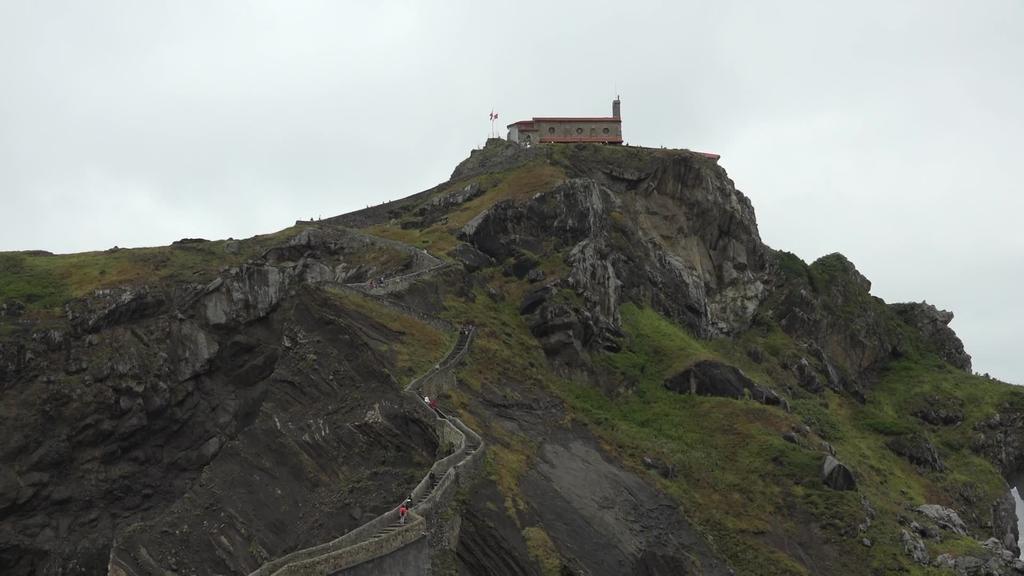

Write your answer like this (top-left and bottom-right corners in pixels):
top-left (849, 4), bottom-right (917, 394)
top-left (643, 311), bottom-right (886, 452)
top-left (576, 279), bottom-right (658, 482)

top-left (576, 127), bottom-right (583, 135)
top-left (548, 126), bottom-right (556, 134)
top-left (602, 127), bottom-right (610, 134)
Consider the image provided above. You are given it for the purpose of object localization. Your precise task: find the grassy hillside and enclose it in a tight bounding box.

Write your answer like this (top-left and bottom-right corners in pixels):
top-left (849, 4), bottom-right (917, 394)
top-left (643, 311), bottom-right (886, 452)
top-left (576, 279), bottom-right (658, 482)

top-left (441, 275), bottom-right (1014, 574)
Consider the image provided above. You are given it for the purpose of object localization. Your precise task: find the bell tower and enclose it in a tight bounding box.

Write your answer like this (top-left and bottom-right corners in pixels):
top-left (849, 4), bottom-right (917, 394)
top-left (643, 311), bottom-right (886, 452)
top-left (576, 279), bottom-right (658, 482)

top-left (612, 95), bottom-right (621, 119)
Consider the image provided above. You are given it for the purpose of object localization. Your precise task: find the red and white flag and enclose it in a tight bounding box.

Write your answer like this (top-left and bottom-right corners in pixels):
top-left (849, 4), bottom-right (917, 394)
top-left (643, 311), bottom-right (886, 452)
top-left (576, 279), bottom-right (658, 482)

top-left (489, 110), bottom-right (498, 121)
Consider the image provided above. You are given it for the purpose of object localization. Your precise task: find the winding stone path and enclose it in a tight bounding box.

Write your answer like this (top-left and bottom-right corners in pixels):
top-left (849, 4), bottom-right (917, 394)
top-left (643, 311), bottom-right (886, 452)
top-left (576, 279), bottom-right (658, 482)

top-left (249, 255), bottom-right (484, 576)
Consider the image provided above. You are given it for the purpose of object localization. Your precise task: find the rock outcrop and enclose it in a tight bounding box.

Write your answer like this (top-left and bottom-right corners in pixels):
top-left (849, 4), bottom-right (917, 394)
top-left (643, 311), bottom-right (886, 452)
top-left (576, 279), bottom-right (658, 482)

top-left (460, 149), bottom-right (768, 366)
top-left (916, 504), bottom-right (968, 535)
top-left (822, 455), bottom-right (857, 491)
top-left (887, 433), bottom-right (945, 472)
top-left (0, 230), bottom-right (445, 574)
top-left (663, 360), bottom-right (785, 407)
top-left (891, 301), bottom-right (972, 372)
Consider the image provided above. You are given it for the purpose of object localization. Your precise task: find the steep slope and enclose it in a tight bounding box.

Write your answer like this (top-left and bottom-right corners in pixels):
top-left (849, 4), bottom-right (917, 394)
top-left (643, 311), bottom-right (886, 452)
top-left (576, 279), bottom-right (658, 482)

top-left (2, 139), bottom-right (1023, 576)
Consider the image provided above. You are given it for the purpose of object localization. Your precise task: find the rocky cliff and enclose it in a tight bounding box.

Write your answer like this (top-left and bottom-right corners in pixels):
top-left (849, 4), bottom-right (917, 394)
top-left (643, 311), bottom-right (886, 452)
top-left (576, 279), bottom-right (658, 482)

top-left (1, 139), bottom-right (1021, 576)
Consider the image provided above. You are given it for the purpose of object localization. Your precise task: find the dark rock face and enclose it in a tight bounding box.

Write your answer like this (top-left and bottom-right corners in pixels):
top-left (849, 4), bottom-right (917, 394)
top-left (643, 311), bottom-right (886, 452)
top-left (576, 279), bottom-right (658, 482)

top-left (915, 504), bottom-right (968, 535)
top-left (460, 149), bottom-right (768, 360)
top-left (456, 483), bottom-right (538, 576)
top-left (519, 439), bottom-right (733, 576)
top-left (891, 301), bottom-right (972, 372)
top-left (449, 242), bottom-right (494, 273)
top-left (886, 433), bottom-right (945, 471)
top-left (516, 285), bottom-right (622, 365)
top-left (65, 286), bottom-right (166, 334)
top-left (0, 235), bottom-right (441, 574)
top-left (973, 410), bottom-right (1024, 476)
top-left (900, 529), bottom-right (929, 565)
top-left (664, 360), bottom-right (784, 407)
top-left (991, 491), bottom-right (1021, 557)
top-left (766, 253), bottom-right (910, 398)
top-left (450, 138), bottom-right (540, 181)
top-left (912, 395), bottom-right (965, 426)
top-left (822, 455), bottom-right (856, 491)
top-left (794, 357), bottom-right (826, 393)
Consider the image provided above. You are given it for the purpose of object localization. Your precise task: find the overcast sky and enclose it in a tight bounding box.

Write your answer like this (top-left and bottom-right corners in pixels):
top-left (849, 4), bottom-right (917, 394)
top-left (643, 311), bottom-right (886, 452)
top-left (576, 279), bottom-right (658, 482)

top-left (1, 0), bottom-right (1021, 383)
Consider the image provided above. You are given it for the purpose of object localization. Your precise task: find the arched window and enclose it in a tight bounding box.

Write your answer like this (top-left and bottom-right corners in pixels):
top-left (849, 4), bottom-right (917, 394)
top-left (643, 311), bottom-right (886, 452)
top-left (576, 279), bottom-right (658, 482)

top-left (575, 127), bottom-right (583, 135)
top-left (548, 126), bottom-right (556, 134)
top-left (602, 127), bottom-right (610, 134)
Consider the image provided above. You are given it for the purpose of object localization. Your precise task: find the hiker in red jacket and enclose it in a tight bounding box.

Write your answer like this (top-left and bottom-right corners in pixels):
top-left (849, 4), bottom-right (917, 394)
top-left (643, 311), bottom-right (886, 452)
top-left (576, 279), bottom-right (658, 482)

top-left (399, 503), bottom-right (408, 525)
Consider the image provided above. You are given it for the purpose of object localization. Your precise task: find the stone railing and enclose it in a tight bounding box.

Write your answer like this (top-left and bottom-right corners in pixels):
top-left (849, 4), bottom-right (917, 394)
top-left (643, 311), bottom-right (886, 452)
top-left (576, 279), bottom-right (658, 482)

top-left (250, 274), bottom-right (482, 576)
top-left (328, 283), bottom-right (455, 334)
top-left (348, 262), bottom-right (456, 297)
top-left (267, 513), bottom-right (426, 576)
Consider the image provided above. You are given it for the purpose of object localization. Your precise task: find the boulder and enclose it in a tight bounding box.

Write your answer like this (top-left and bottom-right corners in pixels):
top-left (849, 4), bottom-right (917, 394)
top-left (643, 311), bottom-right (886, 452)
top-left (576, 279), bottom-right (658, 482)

top-left (664, 360), bottom-right (784, 407)
top-left (910, 520), bottom-right (940, 540)
top-left (890, 301), bottom-right (972, 372)
top-left (427, 181), bottom-right (484, 209)
top-left (916, 504), bottom-right (968, 535)
top-left (822, 455), bottom-right (856, 491)
top-left (886, 433), bottom-right (944, 471)
top-left (911, 395), bottom-right (964, 426)
top-left (641, 455), bottom-right (677, 479)
top-left (901, 529), bottom-right (929, 565)
top-left (794, 357), bottom-right (824, 393)
top-left (449, 242), bottom-right (494, 273)
top-left (519, 286), bottom-right (555, 316)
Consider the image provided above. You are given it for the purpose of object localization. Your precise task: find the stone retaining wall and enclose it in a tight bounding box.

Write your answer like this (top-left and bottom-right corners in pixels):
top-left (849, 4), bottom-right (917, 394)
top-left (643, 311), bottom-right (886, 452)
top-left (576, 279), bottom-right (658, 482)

top-left (273, 515), bottom-right (426, 576)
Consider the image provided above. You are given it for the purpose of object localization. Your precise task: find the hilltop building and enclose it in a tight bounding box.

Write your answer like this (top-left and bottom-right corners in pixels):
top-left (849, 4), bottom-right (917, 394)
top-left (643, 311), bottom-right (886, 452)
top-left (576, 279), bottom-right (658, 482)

top-left (507, 97), bottom-right (623, 146)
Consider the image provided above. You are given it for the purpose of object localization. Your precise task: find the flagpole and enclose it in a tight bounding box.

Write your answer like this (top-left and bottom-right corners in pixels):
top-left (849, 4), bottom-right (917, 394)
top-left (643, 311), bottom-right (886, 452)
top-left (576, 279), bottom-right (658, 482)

top-left (488, 109), bottom-right (499, 139)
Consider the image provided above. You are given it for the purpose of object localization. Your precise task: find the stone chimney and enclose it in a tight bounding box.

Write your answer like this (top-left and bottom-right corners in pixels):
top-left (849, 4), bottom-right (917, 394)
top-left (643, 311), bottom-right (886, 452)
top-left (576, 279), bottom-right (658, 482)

top-left (612, 96), bottom-right (621, 119)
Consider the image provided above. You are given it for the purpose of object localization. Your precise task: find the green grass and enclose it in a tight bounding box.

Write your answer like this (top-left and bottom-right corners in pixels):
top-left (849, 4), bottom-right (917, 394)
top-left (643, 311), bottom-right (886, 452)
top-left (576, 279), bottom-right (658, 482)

top-left (438, 276), bottom-right (1015, 574)
top-left (522, 525), bottom-right (563, 576)
top-left (365, 162), bottom-right (565, 255)
top-left (0, 226), bottom-right (303, 314)
top-left (597, 303), bottom-right (713, 389)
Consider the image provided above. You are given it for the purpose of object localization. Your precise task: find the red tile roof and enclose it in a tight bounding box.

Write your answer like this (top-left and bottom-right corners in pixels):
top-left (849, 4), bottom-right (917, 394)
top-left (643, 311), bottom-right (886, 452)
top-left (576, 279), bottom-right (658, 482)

top-left (533, 117), bottom-right (621, 122)
top-left (508, 117), bottom-right (621, 128)
top-left (539, 135), bottom-right (624, 143)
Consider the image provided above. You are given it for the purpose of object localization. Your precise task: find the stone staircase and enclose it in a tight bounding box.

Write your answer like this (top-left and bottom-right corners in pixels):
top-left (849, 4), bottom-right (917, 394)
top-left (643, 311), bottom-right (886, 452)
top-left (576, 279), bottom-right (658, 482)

top-left (248, 257), bottom-right (484, 576)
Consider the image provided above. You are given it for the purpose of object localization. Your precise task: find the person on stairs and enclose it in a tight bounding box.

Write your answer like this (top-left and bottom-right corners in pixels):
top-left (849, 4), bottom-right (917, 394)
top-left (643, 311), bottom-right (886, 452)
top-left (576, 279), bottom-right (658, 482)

top-left (399, 503), bottom-right (408, 525)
